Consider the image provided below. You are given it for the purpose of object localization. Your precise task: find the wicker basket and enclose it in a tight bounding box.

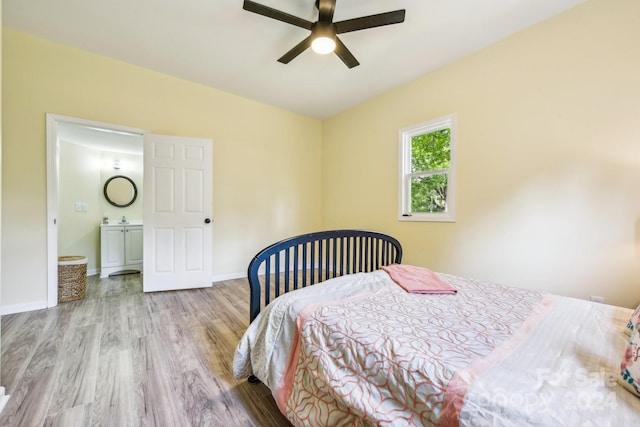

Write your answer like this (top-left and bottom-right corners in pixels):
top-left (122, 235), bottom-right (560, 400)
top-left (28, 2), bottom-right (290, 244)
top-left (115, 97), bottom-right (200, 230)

top-left (58, 256), bottom-right (87, 303)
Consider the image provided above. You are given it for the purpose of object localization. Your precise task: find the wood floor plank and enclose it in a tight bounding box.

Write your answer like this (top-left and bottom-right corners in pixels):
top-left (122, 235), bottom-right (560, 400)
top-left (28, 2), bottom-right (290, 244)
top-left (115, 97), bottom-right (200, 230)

top-left (90, 350), bottom-right (136, 426)
top-left (124, 310), bottom-right (154, 340)
top-left (217, 287), bottom-right (251, 326)
top-left (48, 323), bottom-right (101, 414)
top-left (25, 305), bottom-right (76, 373)
top-left (120, 292), bottom-right (146, 317)
top-left (0, 312), bottom-right (30, 349)
top-left (174, 367), bottom-right (254, 427)
top-left (1, 309), bottom-right (52, 392)
top-left (73, 299), bottom-right (104, 328)
top-left (0, 365), bottom-right (58, 427)
top-left (205, 318), bottom-right (244, 382)
top-left (151, 310), bottom-right (202, 377)
top-left (0, 275), bottom-right (290, 427)
top-left (43, 403), bottom-right (91, 427)
top-left (98, 297), bottom-right (126, 356)
top-left (131, 333), bottom-right (190, 426)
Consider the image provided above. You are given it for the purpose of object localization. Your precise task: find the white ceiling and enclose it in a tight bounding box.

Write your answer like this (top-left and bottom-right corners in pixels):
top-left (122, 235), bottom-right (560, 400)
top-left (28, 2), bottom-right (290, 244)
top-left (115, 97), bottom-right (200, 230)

top-left (4, 0), bottom-right (585, 119)
top-left (57, 122), bottom-right (143, 155)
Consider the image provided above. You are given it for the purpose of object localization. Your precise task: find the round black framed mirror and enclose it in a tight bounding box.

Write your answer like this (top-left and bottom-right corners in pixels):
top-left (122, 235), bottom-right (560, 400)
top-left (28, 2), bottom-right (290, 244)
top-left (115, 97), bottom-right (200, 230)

top-left (104, 175), bottom-right (138, 207)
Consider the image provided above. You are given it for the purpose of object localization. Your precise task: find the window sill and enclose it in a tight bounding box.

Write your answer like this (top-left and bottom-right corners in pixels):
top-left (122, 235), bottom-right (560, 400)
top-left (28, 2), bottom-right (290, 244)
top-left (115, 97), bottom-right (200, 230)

top-left (398, 213), bottom-right (456, 223)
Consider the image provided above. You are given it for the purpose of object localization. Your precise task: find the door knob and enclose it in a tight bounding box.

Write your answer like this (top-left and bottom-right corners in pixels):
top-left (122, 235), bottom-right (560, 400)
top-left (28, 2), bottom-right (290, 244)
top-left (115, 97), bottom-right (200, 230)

top-left (204, 218), bottom-right (211, 224)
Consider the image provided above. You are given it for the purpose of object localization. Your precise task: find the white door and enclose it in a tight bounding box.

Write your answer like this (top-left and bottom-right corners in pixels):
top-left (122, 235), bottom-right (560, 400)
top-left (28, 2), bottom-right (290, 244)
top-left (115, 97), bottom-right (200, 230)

top-left (143, 134), bottom-right (213, 292)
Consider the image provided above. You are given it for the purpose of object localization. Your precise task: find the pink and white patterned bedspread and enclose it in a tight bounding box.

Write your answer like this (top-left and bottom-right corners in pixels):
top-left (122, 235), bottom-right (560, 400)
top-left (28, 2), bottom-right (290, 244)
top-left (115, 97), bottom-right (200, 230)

top-left (233, 270), bottom-right (640, 426)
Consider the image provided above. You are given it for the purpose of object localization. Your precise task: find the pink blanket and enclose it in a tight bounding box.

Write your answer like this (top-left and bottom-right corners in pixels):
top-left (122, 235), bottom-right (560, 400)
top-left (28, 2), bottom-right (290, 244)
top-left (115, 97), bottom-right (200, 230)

top-left (381, 264), bottom-right (457, 294)
top-left (272, 272), bottom-right (548, 425)
top-left (234, 271), bottom-right (639, 426)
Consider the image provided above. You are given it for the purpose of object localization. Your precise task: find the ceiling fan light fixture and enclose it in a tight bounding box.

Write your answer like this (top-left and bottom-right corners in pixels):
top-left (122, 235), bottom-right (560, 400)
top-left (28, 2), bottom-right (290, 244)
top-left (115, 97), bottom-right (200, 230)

top-left (311, 20), bottom-right (336, 55)
top-left (311, 36), bottom-right (336, 54)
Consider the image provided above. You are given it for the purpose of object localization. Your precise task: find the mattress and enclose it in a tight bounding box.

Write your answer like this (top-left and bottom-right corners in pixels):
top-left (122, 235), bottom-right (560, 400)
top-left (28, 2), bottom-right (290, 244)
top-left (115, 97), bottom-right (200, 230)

top-left (233, 270), bottom-right (640, 426)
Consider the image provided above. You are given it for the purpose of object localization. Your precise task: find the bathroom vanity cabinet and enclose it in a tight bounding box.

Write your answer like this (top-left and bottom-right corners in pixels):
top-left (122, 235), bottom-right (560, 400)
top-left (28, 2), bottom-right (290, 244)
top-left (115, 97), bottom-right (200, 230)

top-left (100, 223), bottom-right (143, 278)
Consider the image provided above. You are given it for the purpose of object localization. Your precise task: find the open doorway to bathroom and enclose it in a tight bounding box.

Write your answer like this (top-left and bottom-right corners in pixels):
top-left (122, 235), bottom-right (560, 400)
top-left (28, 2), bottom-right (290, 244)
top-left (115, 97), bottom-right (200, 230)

top-left (46, 114), bottom-right (146, 307)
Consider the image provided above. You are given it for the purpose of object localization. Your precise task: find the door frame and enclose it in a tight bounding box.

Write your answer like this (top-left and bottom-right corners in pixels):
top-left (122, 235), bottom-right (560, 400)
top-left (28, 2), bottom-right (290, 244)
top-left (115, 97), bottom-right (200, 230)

top-left (45, 114), bottom-right (147, 307)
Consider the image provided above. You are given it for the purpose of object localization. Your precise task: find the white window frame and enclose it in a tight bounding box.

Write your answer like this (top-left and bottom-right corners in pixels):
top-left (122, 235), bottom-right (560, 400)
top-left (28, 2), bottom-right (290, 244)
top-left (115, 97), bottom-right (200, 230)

top-left (398, 114), bottom-right (456, 222)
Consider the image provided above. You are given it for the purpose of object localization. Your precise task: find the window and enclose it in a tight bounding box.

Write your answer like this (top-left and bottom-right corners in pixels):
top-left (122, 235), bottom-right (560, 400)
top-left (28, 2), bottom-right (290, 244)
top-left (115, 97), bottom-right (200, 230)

top-left (398, 114), bottom-right (456, 222)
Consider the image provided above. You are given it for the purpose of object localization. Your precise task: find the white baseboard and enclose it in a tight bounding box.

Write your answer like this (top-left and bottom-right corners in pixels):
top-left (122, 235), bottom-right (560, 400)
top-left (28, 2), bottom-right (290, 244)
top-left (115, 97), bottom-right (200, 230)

top-left (0, 387), bottom-right (10, 415)
top-left (210, 263), bottom-right (314, 284)
top-left (212, 272), bottom-right (246, 282)
top-left (0, 300), bottom-right (48, 316)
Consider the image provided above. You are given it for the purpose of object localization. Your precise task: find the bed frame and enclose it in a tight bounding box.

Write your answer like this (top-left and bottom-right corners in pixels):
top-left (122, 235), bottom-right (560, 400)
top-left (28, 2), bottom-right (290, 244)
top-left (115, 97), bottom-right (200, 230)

top-left (247, 229), bottom-right (403, 323)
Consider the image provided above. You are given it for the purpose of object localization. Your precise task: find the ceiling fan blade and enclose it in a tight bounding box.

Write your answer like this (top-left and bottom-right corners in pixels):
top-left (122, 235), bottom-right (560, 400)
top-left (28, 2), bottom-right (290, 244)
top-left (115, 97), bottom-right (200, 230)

top-left (316, 0), bottom-right (336, 22)
top-left (334, 37), bottom-right (360, 68)
top-left (335, 9), bottom-right (406, 34)
top-left (243, 0), bottom-right (313, 30)
top-left (278, 36), bottom-right (313, 64)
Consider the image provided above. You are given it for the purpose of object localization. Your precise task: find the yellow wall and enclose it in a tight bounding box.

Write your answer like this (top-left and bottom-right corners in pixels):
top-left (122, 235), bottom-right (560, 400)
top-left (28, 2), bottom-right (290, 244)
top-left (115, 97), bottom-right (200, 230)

top-left (2, 29), bottom-right (322, 311)
top-left (322, 0), bottom-right (640, 307)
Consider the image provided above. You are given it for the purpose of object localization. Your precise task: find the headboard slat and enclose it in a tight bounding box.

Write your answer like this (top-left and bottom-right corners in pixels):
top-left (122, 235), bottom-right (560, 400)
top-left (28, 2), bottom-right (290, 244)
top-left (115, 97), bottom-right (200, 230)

top-left (293, 245), bottom-right (299, 291)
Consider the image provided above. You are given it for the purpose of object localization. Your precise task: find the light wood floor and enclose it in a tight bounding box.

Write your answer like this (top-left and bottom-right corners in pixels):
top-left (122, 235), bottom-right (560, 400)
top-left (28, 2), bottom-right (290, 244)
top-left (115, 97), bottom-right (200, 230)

top-left (0, 274), bottom-right (291, 427)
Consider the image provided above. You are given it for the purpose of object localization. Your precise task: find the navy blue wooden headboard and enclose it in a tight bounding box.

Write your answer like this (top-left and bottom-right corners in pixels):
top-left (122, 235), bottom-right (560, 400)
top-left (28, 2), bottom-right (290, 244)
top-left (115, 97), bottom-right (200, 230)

top-left (246, 229), bottom-right (402, 322)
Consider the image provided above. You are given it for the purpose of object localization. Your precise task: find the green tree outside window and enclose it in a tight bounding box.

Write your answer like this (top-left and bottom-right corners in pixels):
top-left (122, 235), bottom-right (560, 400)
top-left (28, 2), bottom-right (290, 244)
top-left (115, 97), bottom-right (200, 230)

top-left (410, 129), bottom-right (450, 213)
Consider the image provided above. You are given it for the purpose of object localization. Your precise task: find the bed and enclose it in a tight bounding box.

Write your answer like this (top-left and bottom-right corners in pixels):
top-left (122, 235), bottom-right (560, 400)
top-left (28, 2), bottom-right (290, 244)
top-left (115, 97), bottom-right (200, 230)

top-left (234, 229), bottom-right (640, 426)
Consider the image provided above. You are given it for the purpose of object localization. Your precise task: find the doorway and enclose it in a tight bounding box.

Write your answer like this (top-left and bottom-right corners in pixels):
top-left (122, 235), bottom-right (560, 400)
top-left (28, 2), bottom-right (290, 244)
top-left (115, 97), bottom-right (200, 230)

top-left (46, 114), bottom-right (146, 307)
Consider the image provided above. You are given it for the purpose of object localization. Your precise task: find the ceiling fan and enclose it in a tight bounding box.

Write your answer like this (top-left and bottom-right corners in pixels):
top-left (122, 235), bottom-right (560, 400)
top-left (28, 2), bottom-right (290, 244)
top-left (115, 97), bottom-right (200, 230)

top-left (242, 0), bottom-right (406, 68)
